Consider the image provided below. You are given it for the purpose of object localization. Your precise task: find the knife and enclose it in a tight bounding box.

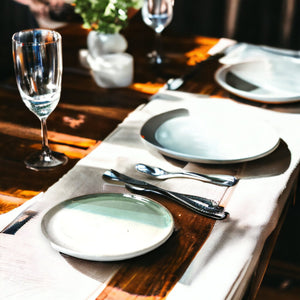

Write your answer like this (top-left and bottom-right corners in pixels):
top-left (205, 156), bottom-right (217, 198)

top-left (165, 52), bottom-right (225, 91)
top-left (164, 40), bottom-right (237, 91)
top-left (1, 210), bottom-right (37, 234)
top-left (103, 170), bottom-right (228, 220)
top-left (0, 193), bottom-right (43, 235)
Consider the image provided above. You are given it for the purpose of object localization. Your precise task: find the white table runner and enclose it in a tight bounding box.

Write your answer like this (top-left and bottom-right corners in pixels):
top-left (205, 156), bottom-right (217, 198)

top-left (0, 91), bottom-right (299, 300)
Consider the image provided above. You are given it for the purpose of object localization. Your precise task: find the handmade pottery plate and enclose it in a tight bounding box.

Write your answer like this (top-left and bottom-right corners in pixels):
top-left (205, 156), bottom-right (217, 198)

top-left (141, 105), bottom-right (280, 164)
top-left (42, 193), bottom-right (174, 261)
top-left (215, 60), bottom-right (300, 103)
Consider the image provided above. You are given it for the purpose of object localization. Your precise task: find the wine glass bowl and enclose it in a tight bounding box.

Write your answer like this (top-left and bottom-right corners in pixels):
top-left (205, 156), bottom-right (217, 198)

top-left (12, 29), bottom-right (68, 171)
top-left (142, 0), bottom-right (174, 64)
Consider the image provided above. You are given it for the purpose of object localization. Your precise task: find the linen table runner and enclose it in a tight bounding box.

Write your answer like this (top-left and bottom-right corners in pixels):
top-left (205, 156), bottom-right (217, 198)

top-left (1, 91), bottom-right (300, 300)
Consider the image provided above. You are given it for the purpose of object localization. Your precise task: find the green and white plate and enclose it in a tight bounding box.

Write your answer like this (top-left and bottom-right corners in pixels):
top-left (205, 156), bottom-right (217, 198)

top-left (41, 193), bottom-right (174, 261)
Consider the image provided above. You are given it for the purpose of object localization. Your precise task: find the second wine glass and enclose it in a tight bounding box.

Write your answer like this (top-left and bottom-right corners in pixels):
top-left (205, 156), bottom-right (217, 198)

top-left (142, 0), bottom-right (174, 64)
top-left (12, 29), bottom-right (68, 171)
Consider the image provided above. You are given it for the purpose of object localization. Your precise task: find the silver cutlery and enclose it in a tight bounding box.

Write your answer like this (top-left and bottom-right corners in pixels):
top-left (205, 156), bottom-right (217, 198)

top-left (103, 169), bottom-right (218, 207)
top-left (125, 184), bottom-right (228, 220)
top-left (1, 210), bottom-right (37, 234)
top-left (136, 163), bottom-right (238, 187)
top-left (164, 52), bottom-right (225, 91)
top-left (163, 42), bottom-right (237, 91)
top-left (103, 170), bottom-right (228, 220)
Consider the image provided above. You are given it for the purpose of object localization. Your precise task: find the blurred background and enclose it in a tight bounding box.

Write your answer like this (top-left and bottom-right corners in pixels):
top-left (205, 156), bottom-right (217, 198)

top-left (2, 0), bottom-right (300, 79)
top-left (169, 0), bottom-right (300, 50)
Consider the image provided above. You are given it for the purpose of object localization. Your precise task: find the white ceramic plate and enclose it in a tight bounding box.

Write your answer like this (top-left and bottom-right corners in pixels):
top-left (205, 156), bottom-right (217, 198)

top-left (41, 193), bottom-right (174, 261)
top-left (215, 60), bottom-right (300, 103)
top-left (141, 107), bottom-right (280, 164)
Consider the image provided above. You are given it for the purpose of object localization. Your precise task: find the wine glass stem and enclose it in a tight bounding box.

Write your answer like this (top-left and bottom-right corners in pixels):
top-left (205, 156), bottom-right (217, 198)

top-left (155, 32), bottom-right (163, 64)
top-left (40, 118), bottom-right (51, 154)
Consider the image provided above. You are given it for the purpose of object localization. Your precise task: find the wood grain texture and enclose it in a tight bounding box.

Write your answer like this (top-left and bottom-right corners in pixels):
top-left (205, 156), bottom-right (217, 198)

top-left (0, 16), bottom-right (226, 213)
top-left (96, 195), bottom-right (216, 300)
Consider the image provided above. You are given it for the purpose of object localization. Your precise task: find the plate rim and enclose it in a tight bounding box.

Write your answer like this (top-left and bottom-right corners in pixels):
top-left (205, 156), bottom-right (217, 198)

top-left (41, 193), bottom-right (174, 261)
top-left (215, 62), bottom-right (300, 104)
top-left (140, 108), bottom-right (280, 164)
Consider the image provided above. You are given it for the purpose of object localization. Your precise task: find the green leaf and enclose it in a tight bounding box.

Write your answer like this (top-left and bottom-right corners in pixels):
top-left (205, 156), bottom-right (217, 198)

top-left (73, 0), bottom-right (142, 33)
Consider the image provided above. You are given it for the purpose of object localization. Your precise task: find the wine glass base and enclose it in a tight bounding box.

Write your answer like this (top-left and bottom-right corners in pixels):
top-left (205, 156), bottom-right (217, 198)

top-left (25, 150), bottom-right (68, 171)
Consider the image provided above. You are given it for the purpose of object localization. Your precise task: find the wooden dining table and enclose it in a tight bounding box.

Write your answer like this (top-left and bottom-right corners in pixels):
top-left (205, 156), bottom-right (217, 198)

top-left (0, 13), bottom-right (226, 214)
top-left (0, 13), bottom-right (299, 300)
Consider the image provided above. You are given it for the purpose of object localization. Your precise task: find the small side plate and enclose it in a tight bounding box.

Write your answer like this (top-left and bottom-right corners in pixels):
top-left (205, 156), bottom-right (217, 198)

top-left (215, 61), bottom-right (300, 103)
top-left (41, 193), bottom-right (174, 261)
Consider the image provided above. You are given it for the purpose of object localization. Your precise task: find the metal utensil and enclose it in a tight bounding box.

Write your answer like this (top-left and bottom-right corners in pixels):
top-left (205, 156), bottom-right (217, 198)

top-left (1, 210), bottom-right (37, 234)
top-left (164, 52), bottom-right (225, 91)
top-left (125, 184), bottom-right (227, 220)
top-left (163, 40), bottom-right (237, 91)
top-left (103, 169), bottom-right (217, 207)
top-left (103, 170), bottom-right (228, 220)
top-left (136, 163), bottom-right (238, 187)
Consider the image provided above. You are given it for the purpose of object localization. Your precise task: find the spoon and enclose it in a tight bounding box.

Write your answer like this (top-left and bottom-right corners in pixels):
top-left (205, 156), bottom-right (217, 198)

top-left (103, 170), bottom-right (227, 220)
top-left (135, 163), bottom-right (238, 187)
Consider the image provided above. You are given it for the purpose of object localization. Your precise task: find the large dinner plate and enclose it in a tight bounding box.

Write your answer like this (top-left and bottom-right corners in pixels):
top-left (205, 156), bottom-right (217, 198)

top-left (215, 60), bottom-right (300, 103)
top-left (41, 193), bottom-right (174, 261)
top-left (140, 108), bottom-right (280, 164)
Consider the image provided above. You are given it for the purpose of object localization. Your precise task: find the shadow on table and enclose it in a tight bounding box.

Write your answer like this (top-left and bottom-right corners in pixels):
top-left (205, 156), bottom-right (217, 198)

top-left (236, 139), bottom-right (291, 179)
top-left (61, 253), bottom-right (120, 283)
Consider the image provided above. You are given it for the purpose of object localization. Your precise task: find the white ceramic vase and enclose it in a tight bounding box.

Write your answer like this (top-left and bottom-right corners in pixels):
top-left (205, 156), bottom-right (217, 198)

top-left (85, 31), bottom-right (134, 88)
top-left (87, 31), bottom-right (128, 57)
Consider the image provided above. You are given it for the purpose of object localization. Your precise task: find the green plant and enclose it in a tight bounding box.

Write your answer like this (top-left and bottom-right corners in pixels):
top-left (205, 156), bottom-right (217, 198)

top-left (74, 0), bottom-right (143, 34)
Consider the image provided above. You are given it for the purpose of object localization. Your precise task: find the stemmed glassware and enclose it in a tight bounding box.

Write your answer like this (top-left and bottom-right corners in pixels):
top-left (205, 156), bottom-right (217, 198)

top-left (12, 29), bottom-right (68, 171)
top-left (142, 0), bottom-right (174, 64)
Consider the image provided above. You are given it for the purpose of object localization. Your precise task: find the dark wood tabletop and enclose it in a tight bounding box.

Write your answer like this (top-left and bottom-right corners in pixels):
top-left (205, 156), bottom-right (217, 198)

top-left (1, 13), bottom-right (299, 300)
top-left (0, 13), bottom-right (226, 214)
top-left (0, 15), bottom-right (226, 299)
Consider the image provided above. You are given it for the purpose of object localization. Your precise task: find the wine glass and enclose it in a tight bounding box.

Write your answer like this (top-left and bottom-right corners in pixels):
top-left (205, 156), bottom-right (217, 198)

top-left (142, 0), bottom-right (174, 64)
top-left (12, 29), bottom-right (68, 171)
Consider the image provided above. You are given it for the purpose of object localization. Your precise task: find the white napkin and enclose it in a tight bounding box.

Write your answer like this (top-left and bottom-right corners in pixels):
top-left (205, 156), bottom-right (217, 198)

top-left (220, 43), bottom-right (300, 65)
top-left (207, 38), bottom-right (237, 56)
top-left (219, 43), bottom-right (300, 96)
